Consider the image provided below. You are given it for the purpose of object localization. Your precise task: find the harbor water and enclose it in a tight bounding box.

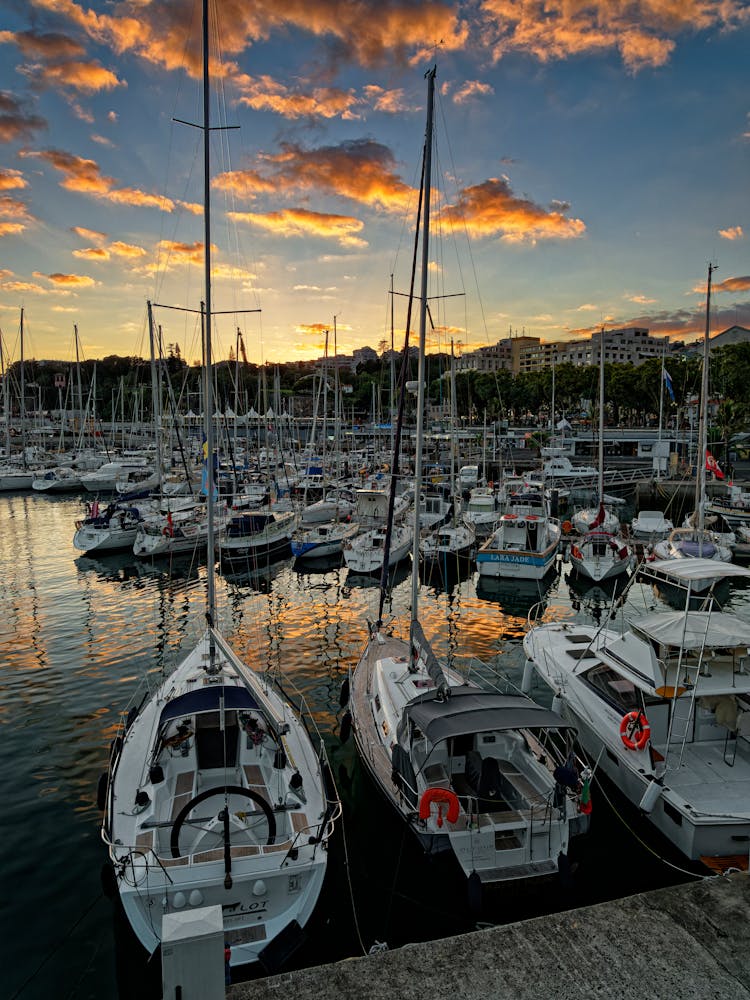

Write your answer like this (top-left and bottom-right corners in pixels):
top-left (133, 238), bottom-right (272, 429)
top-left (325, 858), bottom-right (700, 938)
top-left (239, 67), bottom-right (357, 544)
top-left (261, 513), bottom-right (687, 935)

top-left (2, 491), bottom-right (742, 999)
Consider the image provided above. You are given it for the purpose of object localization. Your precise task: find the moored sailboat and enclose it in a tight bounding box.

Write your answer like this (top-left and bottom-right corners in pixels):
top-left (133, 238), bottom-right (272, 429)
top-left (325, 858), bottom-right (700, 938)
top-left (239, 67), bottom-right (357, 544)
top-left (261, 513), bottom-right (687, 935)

top-left (98, 2), bottom-right (339, 970)
top-left (345, 68), bottom-right (589, 891)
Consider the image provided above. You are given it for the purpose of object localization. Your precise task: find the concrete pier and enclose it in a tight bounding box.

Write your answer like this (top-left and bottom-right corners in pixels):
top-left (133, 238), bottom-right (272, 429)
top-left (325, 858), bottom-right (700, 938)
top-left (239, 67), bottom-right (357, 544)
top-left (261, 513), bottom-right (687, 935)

top-left (228, 872), bottom-right (750, 1000)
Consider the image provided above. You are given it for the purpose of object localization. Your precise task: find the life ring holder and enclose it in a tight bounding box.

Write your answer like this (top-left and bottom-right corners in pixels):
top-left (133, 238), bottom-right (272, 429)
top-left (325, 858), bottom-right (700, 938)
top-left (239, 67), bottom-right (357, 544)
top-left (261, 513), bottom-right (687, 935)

top-left (418, 787), bottom-right (460, 827)
top-left (619, 711), bottom-right (650, 751)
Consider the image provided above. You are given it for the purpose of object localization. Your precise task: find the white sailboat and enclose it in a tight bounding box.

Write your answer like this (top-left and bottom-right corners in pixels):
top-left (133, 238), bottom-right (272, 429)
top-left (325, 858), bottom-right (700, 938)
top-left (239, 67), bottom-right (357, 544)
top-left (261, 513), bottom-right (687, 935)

top-left (569, 329), bottom-right (632, 583)
top-left (99, 3), bottom-right (340, 970)
top-left (651, 265), bottom-right (732, 584)
top-left (344, 68), bottom-right (589, 890)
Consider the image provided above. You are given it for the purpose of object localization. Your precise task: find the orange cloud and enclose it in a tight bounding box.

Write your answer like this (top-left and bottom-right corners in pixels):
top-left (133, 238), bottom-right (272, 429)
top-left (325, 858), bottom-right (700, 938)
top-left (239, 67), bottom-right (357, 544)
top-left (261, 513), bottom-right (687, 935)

top-left (259, 140), bottom-right (415, 213)
top-left (480, 0), bottom-right (748, 72)
top-left (714, 275), bottom-right (750, 293)
top-left (0, 169), bottom-right (28, 191)
top-left (45, 272), bottom-right (97, 287)
top-left (109, 241), bottom-right (147, 258)
top-left (0, 194), bottom-right (33, 220)
top-left (213, 170), bottom-right (276, 201)
top-left (22, 59), bottom-right (123, 94)
top-left (719, 225), bottom-right (744, 240)
top-left (229, 207), bottom-right (366, 247)
top-left (2, 29), bottom-right (84, 60)
top-left (444, 176), bottom-right (586, 243)
top-left (234, 73), bottom-right (361, 120)
top-left (449, 80), bottom-right (495, 104)
top-left (0, 222), bottom-right (26, 237)
top-left (20, 148), bottom-right (176, 211)
top-left (0, 91), bottom-right (46, 142)
top-left (30, 0), bottom-right (467, 75)
top-left (73, 246), bottom-right (110, 260)
top-left (362, 85), bottom-right (413, 113)
top-left (72, 225), bottom-right (106, 241)
top-left (0, 277), bottom-right (47, 291)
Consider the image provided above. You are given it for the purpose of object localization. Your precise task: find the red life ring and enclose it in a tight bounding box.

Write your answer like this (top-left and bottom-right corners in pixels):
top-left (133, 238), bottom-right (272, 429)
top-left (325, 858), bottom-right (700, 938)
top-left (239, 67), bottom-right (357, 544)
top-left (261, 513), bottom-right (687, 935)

top-left (505, 513), bottom-right (517, 519)
top-left (571, 544), bottom-right (582, 560)
top-left (619, 711), bottom-right (650, 751)
top-left (419, 787), bottom-right (460, 827)
top-left (527, 514), bottom-right (538, 521)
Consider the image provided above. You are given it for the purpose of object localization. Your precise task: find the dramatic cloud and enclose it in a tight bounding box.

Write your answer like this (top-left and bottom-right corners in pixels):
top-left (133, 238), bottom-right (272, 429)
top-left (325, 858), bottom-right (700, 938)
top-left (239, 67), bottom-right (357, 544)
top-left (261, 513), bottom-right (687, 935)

top-left (443, 176), bottom-right (586, 243)
top-left (718, 225), bottom-right (744, 240)
top-left (29, 0), bottom-right (467, 75)
top-left (229, 207), bottom-right (367, 248)
top-left (0, 29), bottom-right (85, 60)
top-left (256, 139), bottom-right (415, 213)
top-left (362, 85), bottom-right (413, 114)
top-left (213, 169), bottom-right (276, 201)
top-left (0, 193), bottom-right (33, 220)
top-left (0, 91), bottom-right (47, 142)
top-left (20, 148), bottom-right (175, 210)
top-left (480, 0), bottom-right (750, 72)
top-left (72, 246), bottom-right (109, 260)
top-left (21, 59), bottom-right (123, 94)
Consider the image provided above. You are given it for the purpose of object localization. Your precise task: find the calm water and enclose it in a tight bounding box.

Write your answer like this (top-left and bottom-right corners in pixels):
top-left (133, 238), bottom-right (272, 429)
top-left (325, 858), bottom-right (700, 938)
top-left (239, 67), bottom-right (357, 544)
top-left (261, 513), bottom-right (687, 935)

top-left (3, 492), bottom-right (745, 999)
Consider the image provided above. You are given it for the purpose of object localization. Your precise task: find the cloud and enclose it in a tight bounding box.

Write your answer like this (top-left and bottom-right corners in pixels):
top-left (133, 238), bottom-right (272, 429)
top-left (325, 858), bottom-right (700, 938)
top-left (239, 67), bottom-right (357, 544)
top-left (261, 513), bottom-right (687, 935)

top-left (1, 29), bottom-right (85, 61)
top-left (109, 241), bottom-right (147, 258)
top-left (29, 0), bottom-right (467, 75)
top-left (0, 90), bottom-right (47, 142)
top-left (213, 169), bottom-right (277, 201)
top-left (91, 133), bottom-right (114, 147)
top-left (0, 193), bottom-right (33, 220)
top-left (229, 207), bottom-right (367, 247)
top-left (718, 225), bottom-right (744, 241)
top-left (714, 275), bottom-right (750, 293)
top-left (626, 293), bottom-right (658, 305)
top-left (20, 148), bottom-right (176, 210)
top-left (443, 176), bottom-right (586, 243)
top-left (0, 277), bottom-right (48, 291)
top-left (73, 246), bottom-right (109, 260)
top-left (44, 271), bottom-right (97, 287)
top-left (0, 222), bottom-right (26, 237)
top-left (234, 73), bottom-right (361, 120)
top-left (0, 168), bottom-right (28, 191)
top-left (257, 139), bottom-right (415, 213)
top-left (450, 80), bottom-right (495, 104)
top-left (479, 0), bottom-right (749, 72)
top-left (21, 59), bottom-right (123, 95)
top-left (362, 85), bottom-right (413, 113)
top-left (72, 225), bottom-right (106, 242)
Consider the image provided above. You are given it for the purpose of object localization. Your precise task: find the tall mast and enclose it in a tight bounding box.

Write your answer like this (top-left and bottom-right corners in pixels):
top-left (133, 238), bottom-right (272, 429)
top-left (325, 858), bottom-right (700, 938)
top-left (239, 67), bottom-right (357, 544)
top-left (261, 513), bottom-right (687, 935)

top-left (410, 65), bottom-right (436, 624)
top-left (201, 0), bottom-right (216, 627)
top-left (19, 308), bottom-right (26, 465)
top-left (696, 262), bottom-right (715, 533)
top-left (597, 326), bottom-right (604, 503)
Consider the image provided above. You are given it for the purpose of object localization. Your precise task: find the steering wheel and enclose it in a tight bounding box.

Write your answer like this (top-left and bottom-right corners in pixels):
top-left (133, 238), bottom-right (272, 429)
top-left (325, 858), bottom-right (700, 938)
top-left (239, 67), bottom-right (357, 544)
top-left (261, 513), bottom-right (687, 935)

top-left (170, 785), bottom-right (276, 858)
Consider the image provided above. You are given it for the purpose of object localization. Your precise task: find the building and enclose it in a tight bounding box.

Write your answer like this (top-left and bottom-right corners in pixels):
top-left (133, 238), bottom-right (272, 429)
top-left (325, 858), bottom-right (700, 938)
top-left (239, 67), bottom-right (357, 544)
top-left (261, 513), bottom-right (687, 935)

top-left (518, 327), bottom-right (669, 371)
top-left (457, 335), bottom-right (540, 374)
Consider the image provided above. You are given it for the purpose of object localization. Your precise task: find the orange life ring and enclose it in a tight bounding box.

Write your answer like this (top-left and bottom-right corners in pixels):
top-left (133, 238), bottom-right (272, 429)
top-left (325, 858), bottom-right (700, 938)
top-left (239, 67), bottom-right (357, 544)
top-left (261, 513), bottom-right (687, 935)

top-left (570, 544), bottom-right (582, 560)
top-left (527, 514), bottom-right (538, 521)
top-left (505, 513), bottom-right (517, 519)
top-left (561, 520), bottom-right (573, 534)
top-left (619, 711), bottom-right (650, 751)
top-left (419, 787), bottom-right (460, 827)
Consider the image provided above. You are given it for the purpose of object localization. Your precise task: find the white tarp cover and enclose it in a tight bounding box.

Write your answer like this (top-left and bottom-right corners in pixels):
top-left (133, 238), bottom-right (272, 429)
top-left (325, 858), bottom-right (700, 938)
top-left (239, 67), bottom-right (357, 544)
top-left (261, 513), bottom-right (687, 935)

top-left (646, 558), bottom-right (750, 582)
top-left (633, 611), bottom-right (750, 649)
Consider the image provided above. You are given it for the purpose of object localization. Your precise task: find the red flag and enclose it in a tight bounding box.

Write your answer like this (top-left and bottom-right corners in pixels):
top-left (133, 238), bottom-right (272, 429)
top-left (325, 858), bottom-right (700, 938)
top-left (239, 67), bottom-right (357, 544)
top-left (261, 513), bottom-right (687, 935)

top-left (166, 511), bottom-right (174, 537)
top-left (705, 451), bottom-right (725, 480)
top-left (91, 499), bottom-right (99, 518)
top-left (590, 501), bottom-right (606, 529)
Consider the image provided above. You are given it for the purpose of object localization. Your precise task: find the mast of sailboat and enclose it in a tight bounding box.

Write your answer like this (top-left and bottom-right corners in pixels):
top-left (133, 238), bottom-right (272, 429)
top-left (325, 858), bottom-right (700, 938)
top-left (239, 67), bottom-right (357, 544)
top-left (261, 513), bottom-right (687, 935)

top-left (19, 308), bottom-right (26, 467)
top-left (409, 65), bottom-right (436, 624)
top-left (200, 0), bottom-right (217, 630)
top-left (597, 325), bottom-right (605, 504)
top-left (695, 262), bottom-right (715, 537)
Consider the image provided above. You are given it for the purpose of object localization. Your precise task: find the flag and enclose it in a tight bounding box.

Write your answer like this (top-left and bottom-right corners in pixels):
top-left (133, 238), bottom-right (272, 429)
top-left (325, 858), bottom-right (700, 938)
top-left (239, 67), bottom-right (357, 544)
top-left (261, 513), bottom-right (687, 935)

top-left (705, 451), bottom-right (725, 480)
top-left (90, 499), bottom-right (99, 518)
top-left (663, 367), bottom-right (675, 403)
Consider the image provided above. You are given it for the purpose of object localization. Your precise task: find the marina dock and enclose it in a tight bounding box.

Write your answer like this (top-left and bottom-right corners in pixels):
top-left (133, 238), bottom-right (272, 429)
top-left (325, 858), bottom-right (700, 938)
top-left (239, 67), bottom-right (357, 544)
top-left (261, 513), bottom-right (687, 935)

top-left (229, 872), bottom-right (750, 999)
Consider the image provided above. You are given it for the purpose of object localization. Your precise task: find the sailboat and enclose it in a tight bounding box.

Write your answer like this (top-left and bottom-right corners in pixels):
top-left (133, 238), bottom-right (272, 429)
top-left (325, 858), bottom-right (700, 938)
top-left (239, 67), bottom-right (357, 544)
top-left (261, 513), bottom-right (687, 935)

top-left (99, 2), bottom-right (340, 971)
top-left (344, 68), bottom-right (589, 890)
top-left (569, 329), bottom-right (632, 583)
top-left (651, 264), bottom-right (732, 583)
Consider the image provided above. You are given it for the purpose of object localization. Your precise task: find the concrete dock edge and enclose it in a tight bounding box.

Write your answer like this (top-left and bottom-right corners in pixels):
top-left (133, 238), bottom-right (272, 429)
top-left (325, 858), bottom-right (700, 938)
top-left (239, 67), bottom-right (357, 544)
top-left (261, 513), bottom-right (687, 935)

top-left (229, 872), bottom-right (750, 999)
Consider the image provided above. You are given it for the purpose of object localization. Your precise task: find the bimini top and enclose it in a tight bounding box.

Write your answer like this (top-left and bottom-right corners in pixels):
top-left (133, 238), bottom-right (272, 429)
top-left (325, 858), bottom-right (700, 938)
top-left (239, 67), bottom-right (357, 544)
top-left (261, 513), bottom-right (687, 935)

top-left (646, 558), bottom-right (750, 584)
top-left (632, 611), bottom-right (750, 650)
top-left (158, 684), bottom-right (259, 729)
top-left (402, 686), bottom-right (574, 744)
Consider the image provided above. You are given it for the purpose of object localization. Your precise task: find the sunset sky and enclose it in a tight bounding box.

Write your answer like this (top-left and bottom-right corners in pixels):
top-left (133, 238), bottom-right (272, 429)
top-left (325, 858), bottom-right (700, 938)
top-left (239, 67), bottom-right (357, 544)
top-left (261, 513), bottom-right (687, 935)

top-left (1, 0), bottom-right (749, 367)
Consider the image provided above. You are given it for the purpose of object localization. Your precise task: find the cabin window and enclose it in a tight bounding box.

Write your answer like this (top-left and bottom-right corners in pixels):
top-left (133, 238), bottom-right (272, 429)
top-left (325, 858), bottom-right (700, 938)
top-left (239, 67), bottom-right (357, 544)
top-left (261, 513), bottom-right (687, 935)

top-left (583, 664), bottom-right (640, 712)
top-left (374, 694), bottom-right (381, 713)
